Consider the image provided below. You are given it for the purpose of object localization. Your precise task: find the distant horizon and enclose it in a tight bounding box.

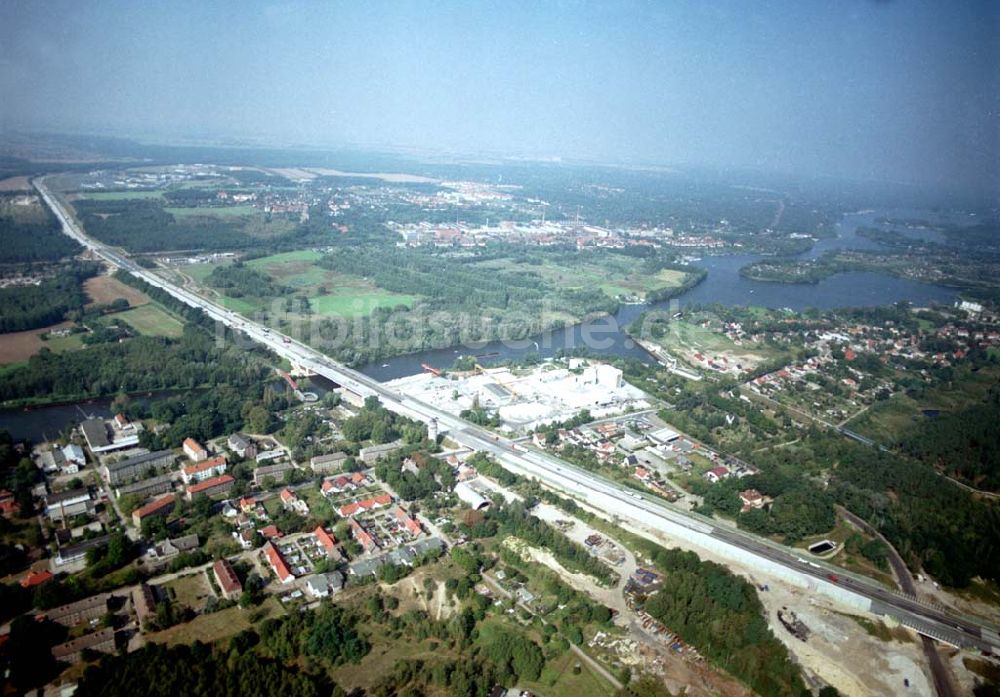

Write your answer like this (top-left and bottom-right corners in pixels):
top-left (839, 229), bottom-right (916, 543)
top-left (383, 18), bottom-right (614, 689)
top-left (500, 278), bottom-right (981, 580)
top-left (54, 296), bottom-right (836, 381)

top-left (3, 1), bottom-right (997, 197)
top-left (2, 125), bottom-right (991, 205)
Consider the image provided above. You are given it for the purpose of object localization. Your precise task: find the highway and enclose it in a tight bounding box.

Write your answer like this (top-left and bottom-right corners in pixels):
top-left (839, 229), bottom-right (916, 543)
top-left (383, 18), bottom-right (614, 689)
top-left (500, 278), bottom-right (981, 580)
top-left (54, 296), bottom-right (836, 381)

top-left (35, 176), bottom-right (1000, 659)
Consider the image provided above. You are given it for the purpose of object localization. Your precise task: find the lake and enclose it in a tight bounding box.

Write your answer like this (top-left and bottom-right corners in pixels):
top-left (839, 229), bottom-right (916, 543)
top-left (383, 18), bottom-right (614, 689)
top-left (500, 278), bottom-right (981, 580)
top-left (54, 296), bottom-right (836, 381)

top-left (0, 210), bottom-right (959, 438)
top-left (359, 210), bottom-right (958, 380)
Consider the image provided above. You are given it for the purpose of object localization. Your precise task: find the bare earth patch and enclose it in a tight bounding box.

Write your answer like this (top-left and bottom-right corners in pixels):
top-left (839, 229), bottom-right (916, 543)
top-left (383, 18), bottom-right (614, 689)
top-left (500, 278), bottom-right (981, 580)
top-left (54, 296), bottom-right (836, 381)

top-left (84, 275), bottom-right (150, 308)
top-left (0, 176), bottom-right (31, 191)
top-left (0, 321), bottom-right (74, 364)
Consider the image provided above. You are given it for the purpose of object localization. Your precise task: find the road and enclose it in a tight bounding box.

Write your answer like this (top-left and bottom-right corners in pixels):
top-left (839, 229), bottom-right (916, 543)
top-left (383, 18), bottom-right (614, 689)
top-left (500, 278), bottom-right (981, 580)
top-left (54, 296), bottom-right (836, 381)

top-left (35, 175), bottom-right (1000, 657)
top-left (840, 507), bottom-right (958, 697)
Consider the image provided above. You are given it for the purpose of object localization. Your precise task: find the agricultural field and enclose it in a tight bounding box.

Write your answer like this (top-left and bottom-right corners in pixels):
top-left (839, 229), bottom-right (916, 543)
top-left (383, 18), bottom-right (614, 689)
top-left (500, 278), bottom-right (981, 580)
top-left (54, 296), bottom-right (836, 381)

top-left (0, 321), bottom-right (76, 364)
top-left (0, 176), bottom-right (31, 192)
top-left (184, 250), bottom-right (419, 318)
top-left (165, 205), bottom-right (258, 219)
top-left (74, 190), bottom-right (165, 200)
top-left (113, 304), bottom-right (186, 337)
top-left (84, 274), bottom-right (151, 307)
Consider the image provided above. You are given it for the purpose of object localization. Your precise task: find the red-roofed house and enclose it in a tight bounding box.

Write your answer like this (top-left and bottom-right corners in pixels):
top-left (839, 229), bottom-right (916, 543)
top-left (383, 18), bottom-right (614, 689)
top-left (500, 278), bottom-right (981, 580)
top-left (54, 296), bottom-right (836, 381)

top-left (314, 526), bottom-right (342, 560)
top-left (263, 542), bottom-right (294, 584)
top-left (0, 489), bottom-right (16, 518)
top-left (338, 502), bottom-right (359, 517)
top-left (185, 474), bottom-right (235, 500)
top-left (181, 455), bottom-right (227, 484)
top-left (280, 488), bottom-right (309, 516)
top-left (393, 507), bottom-right (422, 537)
top-left (739, 489), bottom-right (768, 512)
top-left (213, 558), bottom-right (243, 599)
top-left (260, 524), bottom-right (282, 540)
top-left (348, 518), bottom-right (379, 553)
top-left (132, 493), bottom-right (176, 528)
top-left (182, 438), bottom-right (208, 462)
top-left (370, 493), bottom-right (392, 508)
top-left (21, 570), bottom-right (53, 588)
top-left (704, 466), bottom-right (730, 483)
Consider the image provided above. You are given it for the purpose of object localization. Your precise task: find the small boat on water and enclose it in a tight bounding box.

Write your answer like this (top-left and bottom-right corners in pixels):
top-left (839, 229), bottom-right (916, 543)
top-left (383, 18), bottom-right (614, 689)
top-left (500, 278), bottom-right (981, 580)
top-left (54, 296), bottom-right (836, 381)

top-left (381, 363), bottom-right (390, 368)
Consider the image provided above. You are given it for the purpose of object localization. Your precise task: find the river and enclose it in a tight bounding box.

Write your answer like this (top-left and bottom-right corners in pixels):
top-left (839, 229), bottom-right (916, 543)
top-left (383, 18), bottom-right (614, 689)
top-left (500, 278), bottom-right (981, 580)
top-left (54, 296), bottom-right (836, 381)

top-left (359, 210), bottom-right (958, 381)
top-left (0, 210), bottom-right (958, 438)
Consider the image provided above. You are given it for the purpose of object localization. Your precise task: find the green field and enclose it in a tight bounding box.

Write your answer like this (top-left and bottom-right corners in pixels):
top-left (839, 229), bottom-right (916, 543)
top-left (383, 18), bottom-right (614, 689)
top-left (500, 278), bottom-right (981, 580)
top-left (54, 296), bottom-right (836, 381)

top-left (44, 333), bottom-right (85, 352)
top-left (76, 190), bottom-right (164, 200)
top-left (848, 366), bottom-right (1000, 443)
top-left (521, 650), bottom-right (616, 697)
top-left (114, 304), bottom-right (186, 337)
top-left (186, 250), bottom-right (419, 318)
top-left (218, 296), bottom-right (263, 314)
top-left (311, 291), bottom-right (417, 316)
top-left (165, 205), bottom-right (258, 219)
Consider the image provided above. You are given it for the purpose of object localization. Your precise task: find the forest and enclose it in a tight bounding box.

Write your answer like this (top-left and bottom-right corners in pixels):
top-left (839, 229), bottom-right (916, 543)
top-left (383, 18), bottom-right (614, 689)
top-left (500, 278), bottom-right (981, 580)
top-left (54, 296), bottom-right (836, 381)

top-left (319, 246), bottom-right (619, 319)
top-left (73, 199), bottom-right (254, 252)
top-left (0, 327), bottom-right (272, 404)
top-left (639, 544), bottom-right (806, 697)
top-left (753, 428), bottom-right (1000, 588)
top-left (0, 263), bottom-right (97, 333)
top-left (73, 642), bottom-right (335, 697)
top-left (208, 262), bottom-right (289, 298)
top-left (898, 398), bottom-right (1000, 493)
top-left (0, 208), bottom-right (81, 263)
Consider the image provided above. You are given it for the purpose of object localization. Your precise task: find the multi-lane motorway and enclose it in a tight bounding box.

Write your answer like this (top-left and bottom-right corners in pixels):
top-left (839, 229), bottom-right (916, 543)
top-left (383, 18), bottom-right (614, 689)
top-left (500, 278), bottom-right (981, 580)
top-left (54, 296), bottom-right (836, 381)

top-left (35, 176), bottom-right (1000, 659)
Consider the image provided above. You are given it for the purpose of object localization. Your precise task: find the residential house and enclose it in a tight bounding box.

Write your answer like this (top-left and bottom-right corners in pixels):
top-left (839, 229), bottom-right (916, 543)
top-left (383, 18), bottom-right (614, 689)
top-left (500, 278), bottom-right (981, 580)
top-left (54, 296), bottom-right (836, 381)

top-left (148, 534), bottom-right (199, 560)
top-left (182, 438), bottom-right (208, 463)
top-left (0, 489), bottom-right (16, 517)
top-left (213, 559), bottom-right (242, 599)
top-left (180, 455), bottom-right (227, 484)
top-left (61, 443), bottom-right (86, 466)
top-left (310, 451), bottom-right (348, 473)
top-left (133, 584), bottom-right (157, 628)
top-left (279, 488), bottom-right (309, 516)
top-left (51, 627), bottom-right (116, 663)
top-left (185, 474), bottom-right (235, 500)
top-left (348, 518), bottom-right (379, 553)
top-left (227, 433), bottom-right (256, 459)
top-left (132, 493), bottom-right (175, 528)
top-left (739, 489), bottom-right (768, 512)
top-left (55, 536), bottom-right (110, 567)
top-left (704, 466), bottom-right (730, 483)
top-left (21, 570), bottom-right (53, 589)
top-left (394, 506), bottom-right (423, 537)
top-left (263, 541), bottom-right (294, 584)
top-left (102, 450), bottom-right (175, 486)
top-left (115, 473), bottom-right (175, 500)
top-left (304, 575), bottom-right (331, 598)
top-left (314, 525), bottom-right (342, 560)
top-left (253, 461), bottom-right (295, 487)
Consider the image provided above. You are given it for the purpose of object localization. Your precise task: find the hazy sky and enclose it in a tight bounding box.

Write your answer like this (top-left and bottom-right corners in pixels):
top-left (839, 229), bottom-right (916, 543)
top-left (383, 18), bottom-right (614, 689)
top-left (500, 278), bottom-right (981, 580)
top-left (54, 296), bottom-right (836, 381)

top-left (2, 1), bottom-right (997, 191)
